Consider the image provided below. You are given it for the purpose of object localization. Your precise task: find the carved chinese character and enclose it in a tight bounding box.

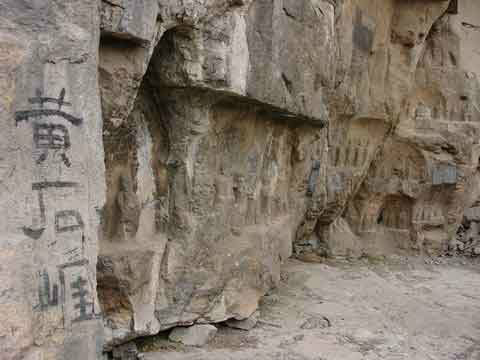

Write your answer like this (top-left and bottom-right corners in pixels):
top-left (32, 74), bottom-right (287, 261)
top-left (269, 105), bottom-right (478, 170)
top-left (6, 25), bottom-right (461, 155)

top-left (16, 88), bottom-right (82, 126)
top-left (55, 210), bottom-right (85, 233)
top-left (15, 88), bottom-right (83, 167)
top-left (33, 123), bottom-right (71, 166)
top-left (71, 275), bottom-right (95, 323)
top-left (37, 269), bottom-right (59, 310)
top-left (22, 181), bottom-right (83, 239)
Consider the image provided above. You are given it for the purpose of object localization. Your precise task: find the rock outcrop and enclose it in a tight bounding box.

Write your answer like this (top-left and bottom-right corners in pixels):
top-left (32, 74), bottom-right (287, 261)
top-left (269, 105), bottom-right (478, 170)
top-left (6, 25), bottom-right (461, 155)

top-left (98, 0), bottom-right (331, 347)
top-left (0, 1), bottom-right (105, 359)
top-left (0, 0), bottom-right (479, 359)
top-left (168, 324), bottom-right (217, 347)
top-left (323, 0), bottom-right (480, 258)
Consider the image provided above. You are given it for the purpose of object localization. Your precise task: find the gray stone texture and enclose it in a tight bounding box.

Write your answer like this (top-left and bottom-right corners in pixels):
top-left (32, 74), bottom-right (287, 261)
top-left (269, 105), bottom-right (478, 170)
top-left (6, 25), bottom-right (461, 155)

top-left (0, 0), bottom-right (105, 359)
top-left (169, 324), bottom-right (218, 346)
top-left (1, 0), bottom-right (480, 359)
top-left (225, 311), bottom-right (259, 330)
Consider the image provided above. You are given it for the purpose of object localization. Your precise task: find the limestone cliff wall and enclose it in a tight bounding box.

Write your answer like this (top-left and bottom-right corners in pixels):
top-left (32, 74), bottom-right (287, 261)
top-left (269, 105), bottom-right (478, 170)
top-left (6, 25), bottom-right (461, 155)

top-left (0, 1), bottom-right (105, 359)
top-left (0, 0), bottom-right (479, 358)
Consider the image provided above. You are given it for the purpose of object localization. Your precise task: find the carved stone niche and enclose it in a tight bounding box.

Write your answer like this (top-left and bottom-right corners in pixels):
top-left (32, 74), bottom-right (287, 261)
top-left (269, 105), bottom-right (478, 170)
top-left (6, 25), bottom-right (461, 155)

top-left (116, 174), bottom-right (140, 240)
top-left (378, 195), bottom-right (413, 231)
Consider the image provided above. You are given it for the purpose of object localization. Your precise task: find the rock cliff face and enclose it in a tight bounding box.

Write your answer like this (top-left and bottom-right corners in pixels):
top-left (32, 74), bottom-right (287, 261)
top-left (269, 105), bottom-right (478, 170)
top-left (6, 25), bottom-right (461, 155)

top-left (0, 0), bottom-right (479, 358)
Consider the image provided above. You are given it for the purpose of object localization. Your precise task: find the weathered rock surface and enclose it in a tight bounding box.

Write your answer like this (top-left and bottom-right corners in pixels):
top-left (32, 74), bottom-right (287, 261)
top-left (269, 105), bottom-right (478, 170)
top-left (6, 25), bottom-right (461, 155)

top-left (317, 0), bottom-right (480, 258)
top-left (141, 258), bottom-right (480, 360)
top-left (1, 0), bottom-right (480, 359)
top-left (225, 311), bottom-right (259, 331)
top-left (0, 1), bottom-right (105, 359)
top-left (169, 324), bottom-right (218, 346)
top-left (98, 0), bottom-right (329, 346)
top-left (112, 342), bottom-right (139, 360)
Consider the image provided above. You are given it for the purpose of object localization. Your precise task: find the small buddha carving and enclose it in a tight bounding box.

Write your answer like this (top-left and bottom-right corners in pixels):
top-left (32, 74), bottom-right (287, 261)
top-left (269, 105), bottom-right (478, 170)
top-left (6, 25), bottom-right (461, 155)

top-left (116, 175), bottom-right (140, 240)
top-left (415, 102), bottom-right (432, 129)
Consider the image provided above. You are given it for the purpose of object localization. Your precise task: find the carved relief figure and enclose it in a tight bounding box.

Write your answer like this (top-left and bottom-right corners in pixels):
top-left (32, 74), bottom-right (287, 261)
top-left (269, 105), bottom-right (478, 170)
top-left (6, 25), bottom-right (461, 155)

top-left (415, 102), bottom-right (432, 129)
top-left (461, 99), bottom-right (478, 122)
top-left (415, 205), bottom-right (444, 223)
top-left (331, 140), bottom-right (369, 168)
top-left (15, 89), bottom-right (87, 240)
top-left (382, 197), bottom-right (411, 230)
top-left (116, 175), bottom-right (140, 239)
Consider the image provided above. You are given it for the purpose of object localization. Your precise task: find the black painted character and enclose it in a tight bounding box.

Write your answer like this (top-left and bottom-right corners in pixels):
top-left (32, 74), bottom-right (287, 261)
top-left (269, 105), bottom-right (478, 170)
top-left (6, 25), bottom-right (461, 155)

top-left (33, 123), bottom-right (71, 166)
top-left (37, 269), bottom-right (59, 310)
top-left (15, 88), bottom-right (83, 166)
top-left (22, 182), bottom-right (84, 240)
top-left (71, 276), bottom-right (95, 322)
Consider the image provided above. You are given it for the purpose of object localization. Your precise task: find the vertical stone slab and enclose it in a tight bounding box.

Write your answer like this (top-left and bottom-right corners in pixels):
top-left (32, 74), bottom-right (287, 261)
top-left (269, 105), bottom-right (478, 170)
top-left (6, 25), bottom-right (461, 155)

top-left (0, 1), bottom-right (105, 359)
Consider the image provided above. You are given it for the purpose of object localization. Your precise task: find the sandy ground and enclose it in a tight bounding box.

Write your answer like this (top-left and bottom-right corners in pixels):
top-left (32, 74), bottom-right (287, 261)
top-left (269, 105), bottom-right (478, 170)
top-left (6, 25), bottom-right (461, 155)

top-left (141, 256), bottom-right (480, 360)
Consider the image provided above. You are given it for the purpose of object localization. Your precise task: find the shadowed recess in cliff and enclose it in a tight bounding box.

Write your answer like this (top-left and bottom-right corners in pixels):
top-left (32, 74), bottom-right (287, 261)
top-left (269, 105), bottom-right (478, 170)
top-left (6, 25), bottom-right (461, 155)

top-left (97, 24), bottom-right (329, 348)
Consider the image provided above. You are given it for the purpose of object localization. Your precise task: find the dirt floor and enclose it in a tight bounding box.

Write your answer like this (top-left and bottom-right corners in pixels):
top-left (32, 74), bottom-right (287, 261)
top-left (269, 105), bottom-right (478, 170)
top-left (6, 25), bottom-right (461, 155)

top-left (140, 256), bottom-right (480, 360)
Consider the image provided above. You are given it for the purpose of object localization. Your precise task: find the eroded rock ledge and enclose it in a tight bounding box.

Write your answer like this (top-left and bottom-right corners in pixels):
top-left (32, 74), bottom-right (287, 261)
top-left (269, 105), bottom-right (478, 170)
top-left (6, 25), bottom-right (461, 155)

top-left (0, 0), bottom-right (479, 358)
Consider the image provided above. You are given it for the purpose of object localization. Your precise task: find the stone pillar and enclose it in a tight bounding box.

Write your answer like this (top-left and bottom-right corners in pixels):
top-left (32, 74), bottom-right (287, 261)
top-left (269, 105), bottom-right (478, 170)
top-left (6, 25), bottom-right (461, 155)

top-left (0, 2), bottom-right (105, 359)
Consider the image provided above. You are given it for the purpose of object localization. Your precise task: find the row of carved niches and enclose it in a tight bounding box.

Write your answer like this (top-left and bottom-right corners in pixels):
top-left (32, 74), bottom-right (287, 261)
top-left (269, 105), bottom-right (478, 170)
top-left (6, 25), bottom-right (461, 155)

top-left (369, 139), bottom-right (458, 186)
top-left (383, 162), bottom-right (457, 186)
top-left (412, 67), bottom-right (480, 130)
top-left (207, 105), bottom-right (324, 230)
top-left (355, 195), bottom-right (413, 232)
top-left (353, 194), bottom-right (449, 235)
top-left (414, 101), bottom-right (479, 130)
top-left (104, 100), bottom-right (326, 244)
top-left (328, 117), bottom-right (389, 172)
top-left (412, 9), bottom-right (480, 130)
top-left (329, 140), bottom-right (370, 169)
